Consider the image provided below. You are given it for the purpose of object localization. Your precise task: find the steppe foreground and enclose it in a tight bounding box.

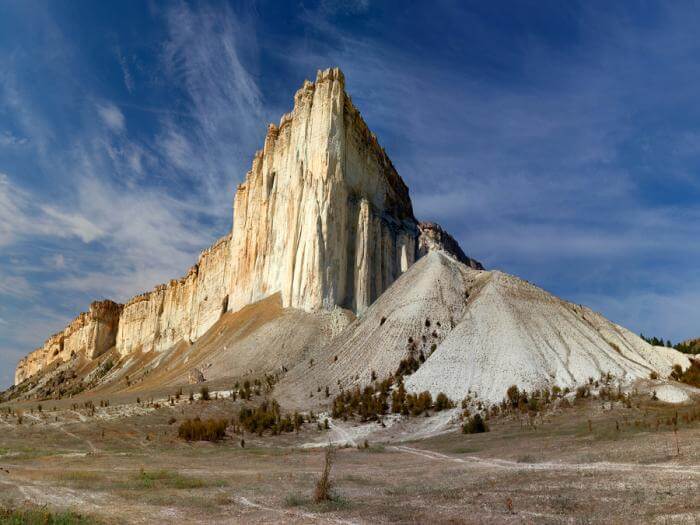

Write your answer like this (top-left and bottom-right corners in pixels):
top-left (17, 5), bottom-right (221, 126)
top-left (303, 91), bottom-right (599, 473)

top-left (1, 387), bottom-right (699, 524)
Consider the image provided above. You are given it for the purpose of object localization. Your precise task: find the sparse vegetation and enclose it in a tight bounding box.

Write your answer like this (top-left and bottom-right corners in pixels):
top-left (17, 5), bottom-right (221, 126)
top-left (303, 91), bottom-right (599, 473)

top-left (333, 380), bottom-right (391, 421)
top-left (0, 505), bottom-right (99, 524)
top-left (642, 334), bottom-right (700, 355)
top-left (237, 399), bottom-right (304, 436)
top-left (177, 417), bottom-right (228, 442)
top-left (133, 468), bottom-right (225, 490)
top-left (332, 373), bottom-right (453, 421)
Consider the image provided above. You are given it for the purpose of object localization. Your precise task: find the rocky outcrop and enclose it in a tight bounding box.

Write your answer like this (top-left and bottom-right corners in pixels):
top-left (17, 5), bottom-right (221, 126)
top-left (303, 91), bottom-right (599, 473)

top-left (14, 300), bottom-right (122, 384)
top-left (188, 368), bottom-right (205, 384)
top-left (418, 222), bottom-right (483, 269)
top-left (227, 68), bottom-right (418, 315)
top-left (116, 233), bottom-right (231, 356)
top-left (13, 68), bottom-right (482, 387)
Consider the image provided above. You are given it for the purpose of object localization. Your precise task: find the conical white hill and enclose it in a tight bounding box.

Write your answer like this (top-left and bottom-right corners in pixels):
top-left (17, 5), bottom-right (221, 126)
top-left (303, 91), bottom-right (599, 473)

top-left (275, 251), bottom-right (483, 406)
top-left (403, 259), bottom-right (690, 404)
top-left (278, 250), bottom-right (690, 408)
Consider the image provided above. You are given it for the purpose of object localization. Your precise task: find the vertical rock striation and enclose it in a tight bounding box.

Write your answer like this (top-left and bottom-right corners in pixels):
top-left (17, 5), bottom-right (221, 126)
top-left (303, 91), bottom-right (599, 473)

top-left (227, 68), bottom-right (419, 314)
top-left (115, 233), bottom-right (232, 356)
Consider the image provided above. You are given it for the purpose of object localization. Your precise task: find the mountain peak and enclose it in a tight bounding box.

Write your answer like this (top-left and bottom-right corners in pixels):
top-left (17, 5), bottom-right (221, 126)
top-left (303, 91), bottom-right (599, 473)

top-left (11, 69), bottom-right (479, 386)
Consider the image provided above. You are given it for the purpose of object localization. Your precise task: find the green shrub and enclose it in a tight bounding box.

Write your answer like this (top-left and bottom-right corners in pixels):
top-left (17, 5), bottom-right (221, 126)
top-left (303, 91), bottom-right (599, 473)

top-left (435, 392), bottom-right (454, 411)
top-left (177, 417), bottom-right (228, 442)
top-left (462, 413), bottom-right (489, 434)
top-left (405, 391), bottom-right (432, 416)
top-left (506, 385), bottom-right (520, 407)
top-left (395, 355), bottom-right (420, 377)
top-left (238, 399), bottom-right (301, 436)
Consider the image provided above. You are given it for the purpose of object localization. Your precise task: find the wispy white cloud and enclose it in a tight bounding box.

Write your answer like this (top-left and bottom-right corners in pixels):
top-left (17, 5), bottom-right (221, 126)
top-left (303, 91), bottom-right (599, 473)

top-left (115, 48), bottom-right (135, 93)
top-left (159, 1), bottom-right (266, 207)
top-left (96, 102), bottom-right (125, 132)
top-left (0, 173), bottom-right (103, 246)
top-left (0, 274), bottom-right (36, 299)
top-left (0, 130), bottom-right (28, 147)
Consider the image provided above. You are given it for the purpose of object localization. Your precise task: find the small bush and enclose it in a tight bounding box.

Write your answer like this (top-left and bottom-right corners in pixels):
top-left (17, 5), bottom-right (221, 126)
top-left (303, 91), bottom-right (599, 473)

top-left (649, 371), bottom-right (659, 380)
top-left (314, 443), bottom-right (335, 503)
top-left (506, 385), bottom-right (520, 407)
top-left (575, 385), bottom-right (590, 399)
top-left (435, 392), bottom-right (454, 411)
top-left (462, 413), bottom-right (489, 434)
top-left (672, 360), bottom-right (700, 387)
top-left (405, 391), bottom-right (432, 416)
top-left (177, 417), bottom-right (227, 442)
top-left (395, 355), bottom-right (420, 377)
top-left (200, 386), bottom-right (210, 401)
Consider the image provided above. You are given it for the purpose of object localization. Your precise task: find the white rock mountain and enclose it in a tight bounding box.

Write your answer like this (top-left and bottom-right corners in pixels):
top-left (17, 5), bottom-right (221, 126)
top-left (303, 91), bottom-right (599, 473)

top-left (13, 68), bottom-right (478, 386)
top-left (12, 68), bottom-right (690, 405)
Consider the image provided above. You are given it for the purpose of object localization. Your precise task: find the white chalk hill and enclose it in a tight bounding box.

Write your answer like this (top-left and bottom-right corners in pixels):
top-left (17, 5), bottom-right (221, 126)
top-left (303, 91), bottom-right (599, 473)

top-left (277, 251), bottom-right (689, 406)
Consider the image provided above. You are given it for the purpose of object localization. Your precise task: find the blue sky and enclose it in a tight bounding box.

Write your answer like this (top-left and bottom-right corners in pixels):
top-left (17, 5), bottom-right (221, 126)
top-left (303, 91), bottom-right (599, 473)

top-left (1, 0), bottom-right (699, 388)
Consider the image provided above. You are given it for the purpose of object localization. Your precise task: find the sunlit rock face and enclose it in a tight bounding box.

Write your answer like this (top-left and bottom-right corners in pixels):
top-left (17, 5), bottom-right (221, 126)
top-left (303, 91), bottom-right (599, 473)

top-left (115, 234), bottom-right (232, 356)
top-left (14, 300), bottom-right (122, 384)
top-left (227, 68), bottom-right (419, 315)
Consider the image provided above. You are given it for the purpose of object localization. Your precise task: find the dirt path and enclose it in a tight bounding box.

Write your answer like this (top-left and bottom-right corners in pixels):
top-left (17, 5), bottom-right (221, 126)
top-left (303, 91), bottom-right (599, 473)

top-left (391, 445), bottom-right (700, 475)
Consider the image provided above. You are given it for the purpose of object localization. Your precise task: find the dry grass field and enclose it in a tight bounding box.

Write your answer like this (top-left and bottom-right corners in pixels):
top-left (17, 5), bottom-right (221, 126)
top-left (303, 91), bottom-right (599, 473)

top-left (1, 389), bottom-right (699, 524)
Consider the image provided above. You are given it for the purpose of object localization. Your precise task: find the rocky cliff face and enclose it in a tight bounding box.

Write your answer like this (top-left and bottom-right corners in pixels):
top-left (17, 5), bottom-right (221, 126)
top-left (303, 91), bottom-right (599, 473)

top-left (13, 68), bottom-right (480, 387)
top-left (116, 233), bottom-right (231, 356)
top-left (227, 68), bottom-right (418, 314)
top-left (14, 300), bottom-right (122, 384)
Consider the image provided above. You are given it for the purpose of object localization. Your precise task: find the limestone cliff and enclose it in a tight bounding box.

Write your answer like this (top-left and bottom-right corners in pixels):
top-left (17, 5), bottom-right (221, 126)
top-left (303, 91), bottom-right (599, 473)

top-left (227, 68), bottom-right (418, 314)
top-left (14, 300), bottom-right (122, 384)
top-left (12, 68), bottom-right (481, 387)
top-left (116, 233), bottom-right (231, 356)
